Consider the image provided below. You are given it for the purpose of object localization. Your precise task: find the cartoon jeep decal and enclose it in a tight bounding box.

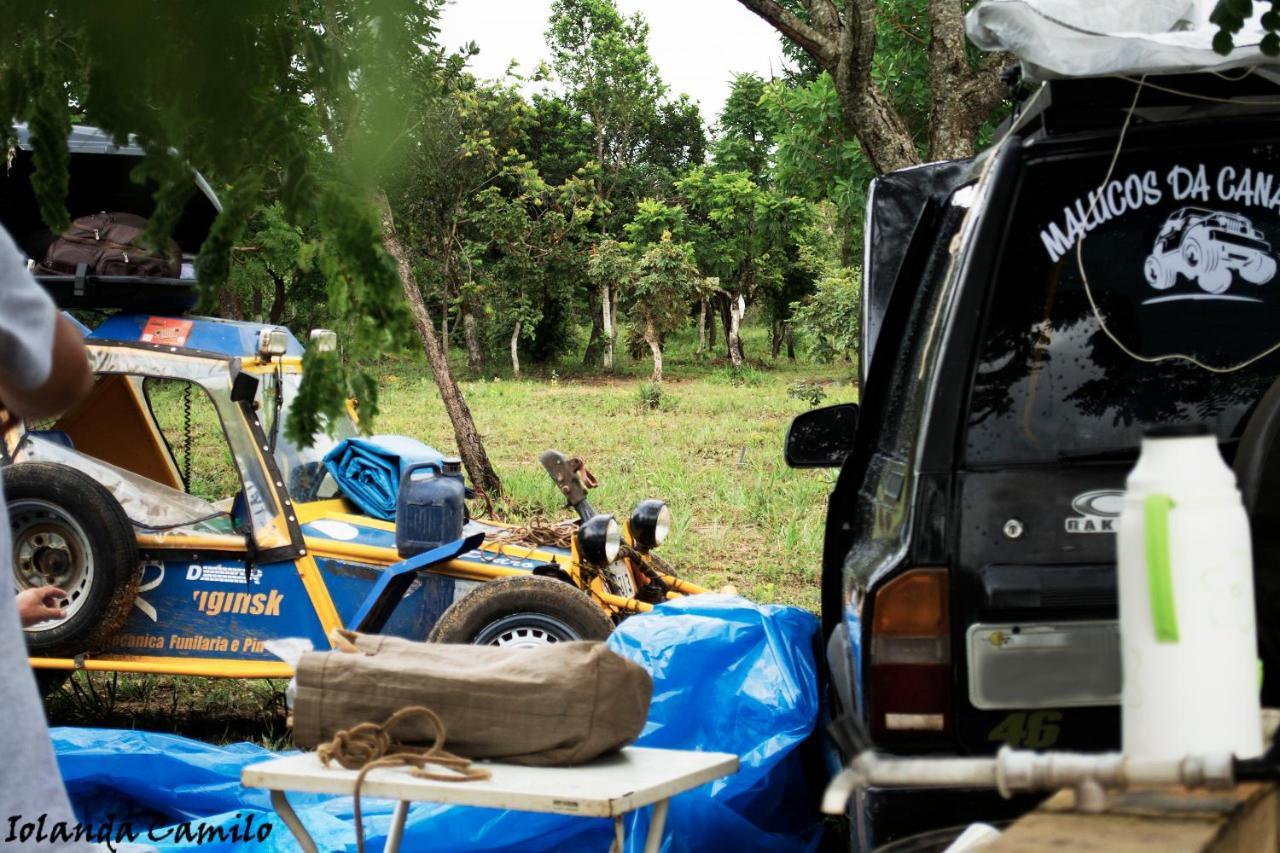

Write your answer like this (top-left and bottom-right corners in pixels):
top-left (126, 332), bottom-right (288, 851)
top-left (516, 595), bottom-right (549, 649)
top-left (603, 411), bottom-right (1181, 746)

top-left (1144, 207), bottom-right (1277, 294)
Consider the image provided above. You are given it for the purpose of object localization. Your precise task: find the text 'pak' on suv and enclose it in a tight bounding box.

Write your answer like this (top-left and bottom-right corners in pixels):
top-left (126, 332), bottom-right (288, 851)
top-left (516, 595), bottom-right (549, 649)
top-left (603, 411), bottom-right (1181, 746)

top-left (785, 73), bottom-right (1280, 849)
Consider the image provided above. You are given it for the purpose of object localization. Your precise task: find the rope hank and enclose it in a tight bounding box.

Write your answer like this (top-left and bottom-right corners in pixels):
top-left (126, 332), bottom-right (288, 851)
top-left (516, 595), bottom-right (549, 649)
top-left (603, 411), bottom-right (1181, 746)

top-left (316, 705), bottom-right (490, 853)
top-left (486, 516), bottom-right (577, 549)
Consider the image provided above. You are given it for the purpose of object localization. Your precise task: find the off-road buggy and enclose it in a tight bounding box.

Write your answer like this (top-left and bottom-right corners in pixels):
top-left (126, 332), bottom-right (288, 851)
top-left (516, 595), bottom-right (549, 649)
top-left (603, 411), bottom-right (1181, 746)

top-left (786, 74), bottom-right (1280, 848)
top-left (0, 126), bottom-right (702, 691)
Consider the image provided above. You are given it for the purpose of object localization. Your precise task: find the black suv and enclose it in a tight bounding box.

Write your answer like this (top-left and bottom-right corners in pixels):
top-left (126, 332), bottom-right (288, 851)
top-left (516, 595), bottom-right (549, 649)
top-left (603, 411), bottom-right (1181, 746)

top-left (787, 74), bottom-right (1280, 849)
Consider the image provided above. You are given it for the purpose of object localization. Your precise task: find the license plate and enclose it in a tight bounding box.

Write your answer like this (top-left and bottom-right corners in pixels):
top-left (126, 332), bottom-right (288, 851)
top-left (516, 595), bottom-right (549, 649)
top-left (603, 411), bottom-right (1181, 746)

top-left (967, 621), bottom-right (1121, 710)
top-left (604, 561), bottom-right (636, 598)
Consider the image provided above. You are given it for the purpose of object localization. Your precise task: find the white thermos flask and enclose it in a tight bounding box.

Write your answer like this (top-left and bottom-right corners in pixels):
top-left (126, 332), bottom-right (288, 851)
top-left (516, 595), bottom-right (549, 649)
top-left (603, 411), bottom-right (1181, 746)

top-left (1116, 424), bottom-right (1263, 760)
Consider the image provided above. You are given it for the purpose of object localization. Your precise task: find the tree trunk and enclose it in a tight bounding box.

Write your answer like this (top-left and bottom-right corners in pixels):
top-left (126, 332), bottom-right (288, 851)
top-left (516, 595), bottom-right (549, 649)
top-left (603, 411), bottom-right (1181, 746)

top-left (728, 296), bottom-right (745, 369)
top-left (376, 192), bottom-right (501, 497)
top-left (583, 287), bottom-right (604, 367)
top-left (643, 315), bottom-right (663, 382)
top-left (770, 319), bottom-right (783, 360)
top-left (608, 300), bottom-right (618, 367)
top-left (716, 294), bottom-right (732, 359)
top-left (267, 268), bottom-right (288, 325)
top-left (785, 322), bottom-right (796, 361)
top-left (925, 1), bottom-right (1010, 161)
top-left (601, 283), bottom-right (614, 371)
top-left (695, 298), bottom-right (707, 355)
top-left (708, 299), bottom-right (717, 350)
top-left (440, 299), bottom-right (449, 355)
top-left (733, 0), bottom-right (1008, 173)
top-left (219, 285), bottom-right (242, 321)
top-left (461, 304), bottom-right (483, 374)
top-left (510, 320), bottom-right (522, 380)
top-left (251, 286), bottom-right (264, 323)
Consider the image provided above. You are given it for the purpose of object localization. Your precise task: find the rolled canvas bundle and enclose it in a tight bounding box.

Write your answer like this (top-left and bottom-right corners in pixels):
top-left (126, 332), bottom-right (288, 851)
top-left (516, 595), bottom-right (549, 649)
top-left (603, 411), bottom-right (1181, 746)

top-left (292, 631), bottom-right (653, 766)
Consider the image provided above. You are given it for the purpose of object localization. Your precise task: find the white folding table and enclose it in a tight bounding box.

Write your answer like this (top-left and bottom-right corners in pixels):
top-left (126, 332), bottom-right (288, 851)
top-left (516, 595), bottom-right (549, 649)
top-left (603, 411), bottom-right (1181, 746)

top-left (241, 746), bottom-right (739, 853)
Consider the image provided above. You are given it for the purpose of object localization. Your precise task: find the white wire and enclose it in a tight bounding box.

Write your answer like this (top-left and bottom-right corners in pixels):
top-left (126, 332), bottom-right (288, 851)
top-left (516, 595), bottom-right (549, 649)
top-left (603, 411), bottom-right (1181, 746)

top-left (1116, 72), bottom-right (1280, 105)
top-left (1076, 75), bottom-right (1280, 373)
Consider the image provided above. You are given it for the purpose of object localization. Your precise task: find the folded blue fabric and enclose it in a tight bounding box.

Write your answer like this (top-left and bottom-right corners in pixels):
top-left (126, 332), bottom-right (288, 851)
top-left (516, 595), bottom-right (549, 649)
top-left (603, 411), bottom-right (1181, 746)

top-left (54, 596), bottom-right (824, 852)
top-left (322, 435), bottom-right (444, 520)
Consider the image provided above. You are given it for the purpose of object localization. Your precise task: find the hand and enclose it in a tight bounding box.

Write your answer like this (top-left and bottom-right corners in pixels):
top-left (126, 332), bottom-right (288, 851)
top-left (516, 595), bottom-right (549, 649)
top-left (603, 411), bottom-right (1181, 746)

top-left (16, 585), bottom-right (68, 627)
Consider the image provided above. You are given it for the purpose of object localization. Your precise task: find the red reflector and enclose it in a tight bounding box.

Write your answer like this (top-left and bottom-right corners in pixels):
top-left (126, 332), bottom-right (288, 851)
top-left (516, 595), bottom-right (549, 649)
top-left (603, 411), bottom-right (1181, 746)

top-left (869, 663), bottom-right (951, 737)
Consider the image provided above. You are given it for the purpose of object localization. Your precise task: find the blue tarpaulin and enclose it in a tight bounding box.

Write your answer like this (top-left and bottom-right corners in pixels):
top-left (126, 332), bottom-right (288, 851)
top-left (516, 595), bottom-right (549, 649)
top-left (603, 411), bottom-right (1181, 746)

top-left (322, 435), bottom-right (444, 520)
top-left (54, 596), bottom-right (823, 852)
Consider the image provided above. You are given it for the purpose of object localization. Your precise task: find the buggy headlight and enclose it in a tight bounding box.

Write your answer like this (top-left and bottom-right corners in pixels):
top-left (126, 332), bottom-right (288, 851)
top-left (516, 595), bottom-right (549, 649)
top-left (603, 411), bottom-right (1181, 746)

top-left (577, 514), bottom-right (621, 566)
top-left (309, 329), bottom-right (338, 353)
top-left (629, 500), bottom-right (671, 551)
top-left (257, 328), bottom-right (289, 360)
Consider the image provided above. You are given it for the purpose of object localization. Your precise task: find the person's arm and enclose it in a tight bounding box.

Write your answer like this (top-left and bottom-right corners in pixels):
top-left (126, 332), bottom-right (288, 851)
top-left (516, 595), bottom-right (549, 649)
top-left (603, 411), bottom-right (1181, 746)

top-left (0, 224), bottom-right (92, 420)
top-left (0, 314), bottom-right (91, 420)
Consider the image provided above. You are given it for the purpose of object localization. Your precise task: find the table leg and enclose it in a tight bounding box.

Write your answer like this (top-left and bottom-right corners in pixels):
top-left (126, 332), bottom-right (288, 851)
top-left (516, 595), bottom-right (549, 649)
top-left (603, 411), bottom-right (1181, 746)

top-left (642, 799), bottom-right (670, 853)
top-left (610, 815), bottom-right (626, 852)
top-left (269, 789), bottom-right (318, 853)
top-left (385, 801), bottom-right (410, 852)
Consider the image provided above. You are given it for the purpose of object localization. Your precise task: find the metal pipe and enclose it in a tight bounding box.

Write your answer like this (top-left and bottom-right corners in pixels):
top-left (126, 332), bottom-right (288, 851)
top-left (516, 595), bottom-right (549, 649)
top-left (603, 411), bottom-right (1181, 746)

top-left (823, 747), bottom-right (1237, 816)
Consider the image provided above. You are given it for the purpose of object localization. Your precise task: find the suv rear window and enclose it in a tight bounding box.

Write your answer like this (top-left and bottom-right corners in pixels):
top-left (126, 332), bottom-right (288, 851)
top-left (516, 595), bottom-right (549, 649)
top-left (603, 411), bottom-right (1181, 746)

top-left (965, 142), bottom-right (1280, 465)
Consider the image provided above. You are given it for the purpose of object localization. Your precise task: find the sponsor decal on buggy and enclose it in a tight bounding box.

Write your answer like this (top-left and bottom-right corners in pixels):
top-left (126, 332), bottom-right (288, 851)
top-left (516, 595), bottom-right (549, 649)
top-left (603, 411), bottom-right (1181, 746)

top-left (192, 589), bottom-right (284, 617)
top-left (132, 561), bottom-right (165, 621)
top-left (139, 316), bottom-right (193, 346)
top-left (185, 564), bottom-right (262, 585)
top-left (114, 632), bottom-right (268, 654)
top-left (305, 519), bottom-right (361, 541)
top-left (460, 549), bottom-right (542, 570)
top-left (1065, 489), bottom-right (1124, 534)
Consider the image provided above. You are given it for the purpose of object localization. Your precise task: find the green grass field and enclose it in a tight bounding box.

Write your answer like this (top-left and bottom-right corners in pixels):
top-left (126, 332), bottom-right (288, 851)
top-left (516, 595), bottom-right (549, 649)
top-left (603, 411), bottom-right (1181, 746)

top-left (374, 326), bottom-right (857, 609)
top-left (45, 324), bottom-right (856, 739)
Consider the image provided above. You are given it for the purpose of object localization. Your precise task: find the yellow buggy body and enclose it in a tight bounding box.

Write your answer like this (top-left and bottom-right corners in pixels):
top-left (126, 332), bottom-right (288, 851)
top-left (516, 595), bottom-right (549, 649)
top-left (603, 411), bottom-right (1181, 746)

top-left (3, 313), bottom-right (701, 681)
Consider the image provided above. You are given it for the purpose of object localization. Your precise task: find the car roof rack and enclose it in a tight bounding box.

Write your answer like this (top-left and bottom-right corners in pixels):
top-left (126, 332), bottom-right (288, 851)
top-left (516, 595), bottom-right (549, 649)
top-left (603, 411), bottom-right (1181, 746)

top-left (1009, 72), bottom-right (1280, 139)
top-left (36, 270), bottom-right (198, 315)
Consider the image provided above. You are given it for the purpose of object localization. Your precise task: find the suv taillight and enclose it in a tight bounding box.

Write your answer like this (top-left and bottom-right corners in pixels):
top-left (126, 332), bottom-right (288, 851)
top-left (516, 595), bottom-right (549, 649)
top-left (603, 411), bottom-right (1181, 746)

top-left (868, 568), bottom-right (951, 741)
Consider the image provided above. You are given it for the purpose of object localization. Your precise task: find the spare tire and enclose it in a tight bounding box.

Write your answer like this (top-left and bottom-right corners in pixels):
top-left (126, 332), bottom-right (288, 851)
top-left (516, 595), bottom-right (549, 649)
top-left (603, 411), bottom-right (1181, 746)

top-left (428, 575), bottom-right (614, 647)
top-left (5, 462), bottom-right (141, 657)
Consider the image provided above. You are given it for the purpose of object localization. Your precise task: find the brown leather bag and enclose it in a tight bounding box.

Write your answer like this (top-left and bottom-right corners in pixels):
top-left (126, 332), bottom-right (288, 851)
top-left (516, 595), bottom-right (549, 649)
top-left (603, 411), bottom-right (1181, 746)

top-left (292, 632), bottom-right (653, 766)
top-left (34, 212), bottom-right (181, 278)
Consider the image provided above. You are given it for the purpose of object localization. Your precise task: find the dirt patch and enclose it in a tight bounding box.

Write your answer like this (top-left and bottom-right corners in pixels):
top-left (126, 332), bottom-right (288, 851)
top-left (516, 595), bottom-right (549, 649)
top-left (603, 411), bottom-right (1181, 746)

top-left (45, 672), bottom-right (292, 747)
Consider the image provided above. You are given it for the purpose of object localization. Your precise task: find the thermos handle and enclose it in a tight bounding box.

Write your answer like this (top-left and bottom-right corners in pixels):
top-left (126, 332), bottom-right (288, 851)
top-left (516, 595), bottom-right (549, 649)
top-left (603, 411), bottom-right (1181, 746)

top-left (1143, 494), bottom-right (1179, 643)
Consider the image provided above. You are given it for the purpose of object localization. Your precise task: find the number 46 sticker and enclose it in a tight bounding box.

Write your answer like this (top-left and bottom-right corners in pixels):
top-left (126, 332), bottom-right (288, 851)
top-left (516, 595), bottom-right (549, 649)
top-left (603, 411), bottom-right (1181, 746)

top-left (987, 711), bottom-right (1062, 748)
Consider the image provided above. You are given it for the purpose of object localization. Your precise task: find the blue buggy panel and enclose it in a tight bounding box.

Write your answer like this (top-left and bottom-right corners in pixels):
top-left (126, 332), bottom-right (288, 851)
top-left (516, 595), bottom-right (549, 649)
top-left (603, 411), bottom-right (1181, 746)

top-left (53, 596), bottom-right (824, 852)
top-left (314, 556), bottom-right (480, 640)
top-left (105, 559), bottom-right (331, 659)
top-left (89, 313), bottom-right (305, 357)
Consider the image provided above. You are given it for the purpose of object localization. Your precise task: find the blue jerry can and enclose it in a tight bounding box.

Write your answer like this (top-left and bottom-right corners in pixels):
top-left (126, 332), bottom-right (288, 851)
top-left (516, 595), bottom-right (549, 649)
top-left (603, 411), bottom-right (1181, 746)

top-left (396, 457), bottom-right (466, 557)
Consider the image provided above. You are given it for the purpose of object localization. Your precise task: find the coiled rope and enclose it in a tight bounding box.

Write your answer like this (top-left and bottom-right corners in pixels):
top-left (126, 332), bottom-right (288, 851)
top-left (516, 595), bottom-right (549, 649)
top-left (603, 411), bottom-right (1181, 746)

top-left (316, 705), bottom-right (490, 853)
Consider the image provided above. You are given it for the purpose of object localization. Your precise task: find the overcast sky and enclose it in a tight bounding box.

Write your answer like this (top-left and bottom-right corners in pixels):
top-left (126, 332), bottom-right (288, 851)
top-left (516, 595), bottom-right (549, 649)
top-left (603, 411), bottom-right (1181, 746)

top-left (437, 0), bottom-right (789, 125)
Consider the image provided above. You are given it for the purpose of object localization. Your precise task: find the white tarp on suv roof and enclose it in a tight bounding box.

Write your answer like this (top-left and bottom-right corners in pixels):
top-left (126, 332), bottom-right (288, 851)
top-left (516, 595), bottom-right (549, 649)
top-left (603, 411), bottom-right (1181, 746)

top-left (967, 0), bottom-right (1280, 80)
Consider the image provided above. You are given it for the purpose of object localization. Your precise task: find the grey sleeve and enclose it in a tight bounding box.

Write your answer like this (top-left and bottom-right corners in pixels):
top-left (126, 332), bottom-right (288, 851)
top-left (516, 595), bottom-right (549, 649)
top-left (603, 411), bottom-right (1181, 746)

top-left (0, 225), bottom-right (56, 390)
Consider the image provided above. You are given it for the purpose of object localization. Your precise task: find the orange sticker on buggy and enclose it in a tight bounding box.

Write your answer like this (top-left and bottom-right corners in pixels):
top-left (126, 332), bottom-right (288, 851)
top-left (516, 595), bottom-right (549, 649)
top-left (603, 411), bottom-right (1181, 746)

top-left (140, 317), bottom-right (193, 346)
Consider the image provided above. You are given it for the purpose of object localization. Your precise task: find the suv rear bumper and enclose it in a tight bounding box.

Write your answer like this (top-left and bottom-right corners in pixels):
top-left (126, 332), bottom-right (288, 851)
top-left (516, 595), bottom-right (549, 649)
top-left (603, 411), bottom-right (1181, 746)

top-left (852, 784), bottom-right (1044, 851)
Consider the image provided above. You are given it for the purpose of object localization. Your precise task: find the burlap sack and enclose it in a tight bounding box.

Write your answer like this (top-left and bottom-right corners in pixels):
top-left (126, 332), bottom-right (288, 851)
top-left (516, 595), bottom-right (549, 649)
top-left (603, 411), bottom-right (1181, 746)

top-left (292, 632), bottom-right (653, 766)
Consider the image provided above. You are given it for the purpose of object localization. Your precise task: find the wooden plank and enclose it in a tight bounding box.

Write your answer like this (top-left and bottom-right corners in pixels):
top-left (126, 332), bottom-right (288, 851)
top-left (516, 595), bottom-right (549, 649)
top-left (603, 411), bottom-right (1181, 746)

top-left (987, 784), bottom-right (1277, 853)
